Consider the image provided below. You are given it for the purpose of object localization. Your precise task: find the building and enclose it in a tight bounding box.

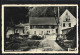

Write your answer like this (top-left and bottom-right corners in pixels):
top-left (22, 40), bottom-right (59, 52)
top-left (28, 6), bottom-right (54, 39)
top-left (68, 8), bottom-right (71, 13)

top-left (6, 23), bottom-right (29, 38)
top-left (57, 9), bottom-right (77, 40)
top-left (15, 23), bottom-right (30, 35)
top-left (6, 27), bottom-right (14, 38)
top-left (59, 9), bottom-right (76, 35)
top-left (29, 17), bottom-right (57, 36)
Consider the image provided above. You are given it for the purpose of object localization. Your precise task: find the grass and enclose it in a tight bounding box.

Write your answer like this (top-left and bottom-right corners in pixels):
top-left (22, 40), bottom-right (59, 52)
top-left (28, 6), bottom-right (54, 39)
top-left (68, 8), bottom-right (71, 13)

top-left (56, 40), bottom-right (73, 51)
top-left (5, 38), bottom-right (41, 51)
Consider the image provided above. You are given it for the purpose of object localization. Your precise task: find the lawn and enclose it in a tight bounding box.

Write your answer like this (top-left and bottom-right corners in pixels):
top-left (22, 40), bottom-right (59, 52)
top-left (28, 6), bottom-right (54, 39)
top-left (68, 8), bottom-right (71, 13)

top-left (5, 37), bottom-right (42, 51)
top-left (56, 40), bottom-right (73, 51)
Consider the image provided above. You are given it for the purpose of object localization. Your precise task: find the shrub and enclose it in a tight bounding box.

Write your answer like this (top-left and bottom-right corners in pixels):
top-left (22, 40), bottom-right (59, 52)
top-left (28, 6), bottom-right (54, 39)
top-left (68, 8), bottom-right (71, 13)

top-left (31, 35), bottom-right (43, 40)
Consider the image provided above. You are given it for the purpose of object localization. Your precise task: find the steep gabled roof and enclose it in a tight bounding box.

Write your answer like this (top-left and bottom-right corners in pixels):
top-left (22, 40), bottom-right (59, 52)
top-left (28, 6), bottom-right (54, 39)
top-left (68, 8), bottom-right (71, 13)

top-left (29, 17), bottom-right (57, 25)
top-left (60, 9), bottom-right (76, 20)
top-left (16, 23), bottom-right (29, 27)
top-left (60, 9), bottom-right (77, 30)
top-left (60, 9), bottom-right (76, 25)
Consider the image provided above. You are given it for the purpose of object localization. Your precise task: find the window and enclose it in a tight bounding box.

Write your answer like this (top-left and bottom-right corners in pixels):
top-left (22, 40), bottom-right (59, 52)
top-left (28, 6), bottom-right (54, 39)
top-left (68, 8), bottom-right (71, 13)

top-left (36, 25), bottom-right (38, 28)
top-left (49, 26), bottom-right (51, 28)
top-left (69, 23), bottom-right (71, 27)
top-left (23, 29), bottom-right (24, 34)
top-left (16, 29), bottom-right (18, 33)
top-left (49, 31), bottom-right (50, 33)
top-left (56, 29), bottom-right (58, 33)
top-left (66, 18), bottom-right (70, 22)
top-left (26, 27), bottom-right (28, 30)
top-left (63, 23), bottom-right (65, 27)
top-left (34, 31), bottom-right (36, 34)
top-left (34, 26), bottom-right (36, 28)
top-left (33, 25), bottom-right (34, 28)
top-left (47, 31), bottom-right (48, 33)
top-left (44, 25), bottom-right (49, 28)
top-left (41, 31), bottom-right (43, 34)
top-left (51, 26), bottom-right (55, 29)
top-left (66, 18), bottom-right (68, 21)
top-left (30, 25), bottom-right (32, 29)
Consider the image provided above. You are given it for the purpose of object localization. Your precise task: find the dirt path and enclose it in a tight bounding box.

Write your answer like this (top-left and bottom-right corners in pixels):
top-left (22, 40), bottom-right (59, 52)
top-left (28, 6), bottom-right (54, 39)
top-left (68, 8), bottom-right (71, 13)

top-left (29, 34), bottom-right (64, 51)
top-left (40, 34), bottom-right (64, 51)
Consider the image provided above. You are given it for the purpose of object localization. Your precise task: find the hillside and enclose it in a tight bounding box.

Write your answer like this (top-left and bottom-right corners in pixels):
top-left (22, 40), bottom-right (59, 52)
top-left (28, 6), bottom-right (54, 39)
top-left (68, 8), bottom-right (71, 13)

top-left (29, 6), bottom-right (76, 18)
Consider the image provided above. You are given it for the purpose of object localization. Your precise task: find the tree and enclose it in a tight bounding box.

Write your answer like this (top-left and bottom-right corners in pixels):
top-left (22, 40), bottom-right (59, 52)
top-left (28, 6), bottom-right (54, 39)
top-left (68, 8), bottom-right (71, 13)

top-left (67, 25), bottom-right (77, 48)
top-left (4, 7), bottom-right (29, 39)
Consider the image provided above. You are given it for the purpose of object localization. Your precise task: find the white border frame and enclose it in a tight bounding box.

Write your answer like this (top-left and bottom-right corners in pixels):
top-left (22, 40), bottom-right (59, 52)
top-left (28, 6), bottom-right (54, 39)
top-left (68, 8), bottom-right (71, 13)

top-left (2, 4), bottom-right (78, 54)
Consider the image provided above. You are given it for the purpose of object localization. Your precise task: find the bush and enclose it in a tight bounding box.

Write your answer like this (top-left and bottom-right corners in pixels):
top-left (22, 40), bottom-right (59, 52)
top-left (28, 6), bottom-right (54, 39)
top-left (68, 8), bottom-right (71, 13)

top-left (31, 35), bottom-right (43, 40)
top-left (10, 43), bottom-right (20, 50)
top-left (27, 40), bottom-right (40, 48)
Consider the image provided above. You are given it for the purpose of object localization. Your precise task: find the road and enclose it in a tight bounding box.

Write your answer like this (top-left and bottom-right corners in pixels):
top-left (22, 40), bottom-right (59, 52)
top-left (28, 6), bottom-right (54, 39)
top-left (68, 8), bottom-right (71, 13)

top-left (29, 34), bottom-right (64, 51)
top-left (5, 34), bottom-right (64, 51)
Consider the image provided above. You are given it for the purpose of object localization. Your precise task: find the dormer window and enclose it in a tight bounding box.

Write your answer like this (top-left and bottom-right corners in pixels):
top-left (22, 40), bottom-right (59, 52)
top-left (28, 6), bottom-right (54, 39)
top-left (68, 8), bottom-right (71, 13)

top-left (66, 18), bottom-right (70, 22)
top-left (63, 12), bottom-right (70, 22)
top-left (66, 18), bottom-right (68, 21)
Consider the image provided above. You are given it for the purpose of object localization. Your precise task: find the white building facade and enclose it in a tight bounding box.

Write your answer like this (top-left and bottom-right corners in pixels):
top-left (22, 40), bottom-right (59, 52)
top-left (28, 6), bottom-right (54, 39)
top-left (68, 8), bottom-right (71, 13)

top-left (29, 17), bottom-right (57, 36)
top-left (59, 9), bottom-right (77, 34)
top-left (15, 23), bottom-right (30, 35)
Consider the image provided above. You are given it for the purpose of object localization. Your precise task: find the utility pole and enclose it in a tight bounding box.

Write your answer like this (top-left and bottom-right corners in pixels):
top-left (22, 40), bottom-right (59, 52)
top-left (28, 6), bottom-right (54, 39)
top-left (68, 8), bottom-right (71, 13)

top-left (58, 6), bottom-right (62, 39)
top-left (54, 7), bottom-right (60, 40)
top-left (58, 6), bottom-right (60, 34)
top-left (56, 6), bottom-right (60, 40)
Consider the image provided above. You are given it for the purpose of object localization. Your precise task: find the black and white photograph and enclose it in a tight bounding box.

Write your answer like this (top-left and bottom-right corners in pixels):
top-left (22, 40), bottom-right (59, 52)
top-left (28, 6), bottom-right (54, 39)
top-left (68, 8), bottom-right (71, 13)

top-left (2, 4), bottom-right (78, 53)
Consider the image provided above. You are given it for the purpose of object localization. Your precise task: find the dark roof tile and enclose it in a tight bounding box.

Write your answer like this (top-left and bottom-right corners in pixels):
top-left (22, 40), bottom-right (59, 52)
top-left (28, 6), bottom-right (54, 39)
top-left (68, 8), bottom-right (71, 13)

top-left (29, 17), bottom-right (57, 25)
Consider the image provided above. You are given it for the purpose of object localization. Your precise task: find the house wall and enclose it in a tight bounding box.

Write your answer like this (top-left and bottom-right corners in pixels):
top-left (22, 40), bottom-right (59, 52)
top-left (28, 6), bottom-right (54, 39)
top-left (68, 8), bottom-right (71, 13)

top-left (15, 28), bottom-right (25, 35)
top-left (59, 9), bottom-right (77, 34)
top-left (29, 29), bottom-right (56, 35)
top-left (6, 28), bottom-right (14, 38)
top-left (62, 28), bottom-right (72, 35)
top-left (15, 26), bottom-right (30, 35)
top-left (59, 21), bottom-right (76, 34)
top-left (29, 25), bottom-right (57, 35)
top-left (24, 26), bottom-right (30, 35)
top-left (60, 21), bottom-right (76, 30)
